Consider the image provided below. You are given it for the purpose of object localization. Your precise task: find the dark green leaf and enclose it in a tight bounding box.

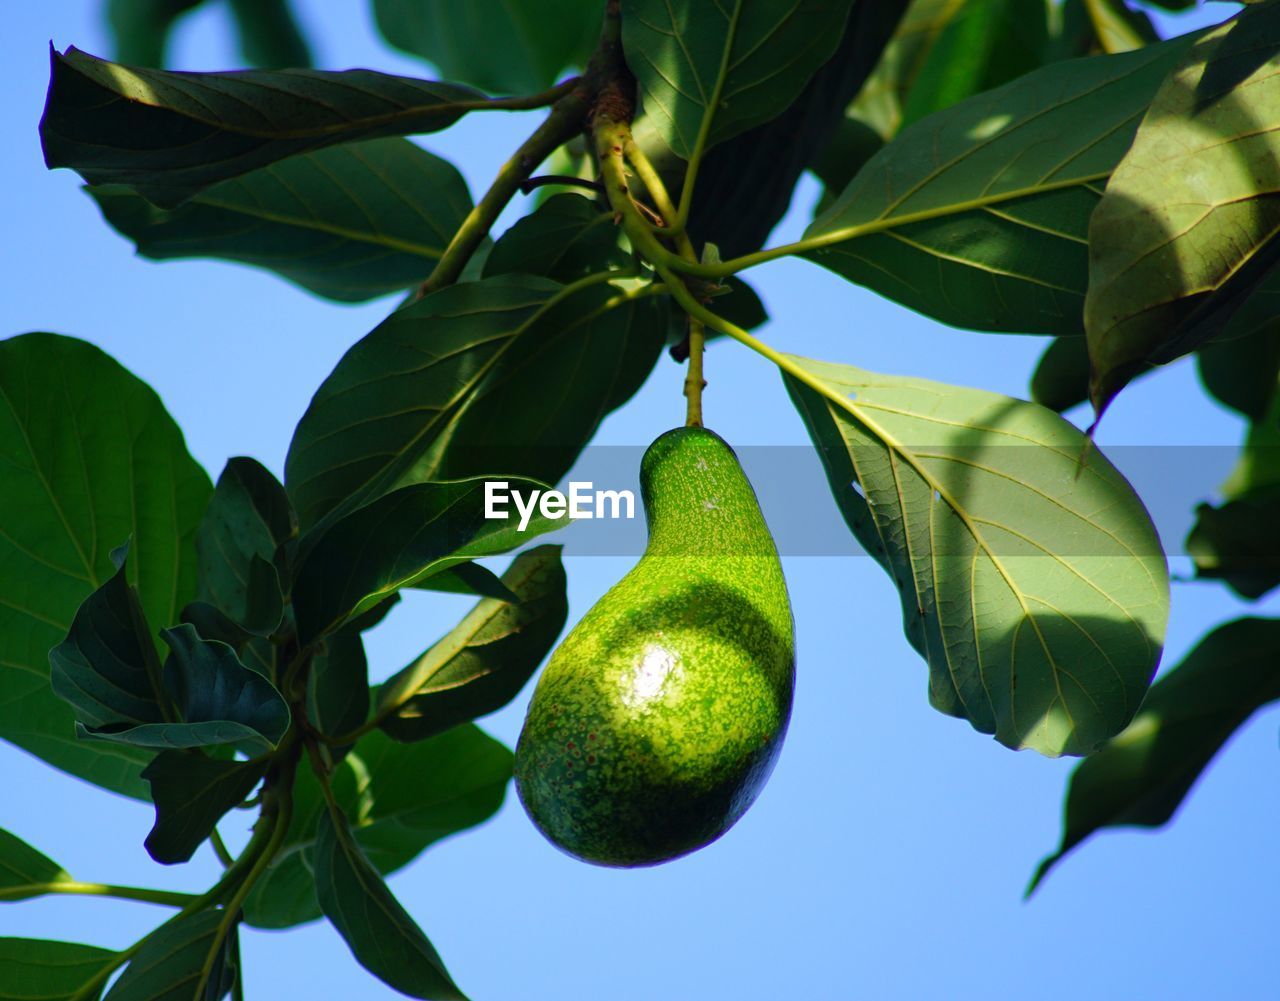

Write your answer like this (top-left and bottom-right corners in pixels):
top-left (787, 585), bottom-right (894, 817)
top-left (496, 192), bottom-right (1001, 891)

top-left (243, 725), bottom-right (511, 929)
top-left (196, 458), bottom-right (293, 636)
top-left (41, 47), bottom-right (482, 207)
top-left (158, 625), bottom-right (290, 751)
top-left (290, 477), bottom-right (559, 644)
top-left (412, 562), bottom-right (519, 603)
top-left (715, 277), bottom-right (769, 333)
top-left (1029, 336), bottom-right (1156, 414)
top-left (483, 194), bottom-right (625, 283)
top-left (107, 0), bottom-right (205, 68)
top-left (104, 909), bottom-right (236, 1001)
top-left (803, 36), bottom-right (1194, 335)
top-left (809, 116), bottom-right (885, 211)
top-left (227, 0), bottom-right (313, 69)
top-left (0, 828), bottom-right (69, 901)
top-left (284, 274), bottom-right (664, 532)
top-left (686, 0), bottom-right (906, 259)
top-left (783, 356), bottom-right (1169, 756)
top-left (306, 632), bottom-right (369, 741)
top-left (315, 807), bottom-right (465, 1001)
top-left (1186, 492), bottom-right (1280, 600)
top-left (899, 0), bottom-right (1048, 126)
top-left (141, 751), bottom-right (268, 865)
top-left (372, 0), bottom-right (599, 94)
top-left (48, 548), bottom-right (168, 743)
top-left (623, 0), bottom-right (856, 159)
top-left (379, 545), bottom-right (568, 742)
top-left (1196, 306), bottom-right (1280, 422)
top-left (179, 602), bottom-right (274, 679)
top-left (88, 138), bottom-right (473, 303)
top-left (54, 614), bottom-right (289, 751)
top-left (1220, 381), bottom-right (1280, 502)
top-left (339, 594), bottom-right (402, 635)
top-left (0, 939), bottom-right (117, 1001)
top-left (1086, 6), bottom-right (1280, 410)
top-left (1030, 336), bottom-right (1091, 413)
top-left (0, 333), bottom-right (210, 799)
top-left (1030, 618), bottom-right (1280, 892)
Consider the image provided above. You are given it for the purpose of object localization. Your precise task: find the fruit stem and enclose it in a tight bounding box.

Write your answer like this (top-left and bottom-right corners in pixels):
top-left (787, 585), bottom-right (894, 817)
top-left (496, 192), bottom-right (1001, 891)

top-left (685, 319), bottom-right (706, 427)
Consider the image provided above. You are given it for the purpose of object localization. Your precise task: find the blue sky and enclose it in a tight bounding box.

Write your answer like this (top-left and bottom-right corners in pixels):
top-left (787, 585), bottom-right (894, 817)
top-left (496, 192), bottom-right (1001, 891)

top-left (3, 3), bottom-right (1276, 999)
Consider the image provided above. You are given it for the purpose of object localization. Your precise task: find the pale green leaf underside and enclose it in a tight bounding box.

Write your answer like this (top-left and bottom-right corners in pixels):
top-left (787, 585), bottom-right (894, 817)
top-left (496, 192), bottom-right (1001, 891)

top-left (803, 35), bottom-right (1194, 335)
top-left (1086, 5), bottom-right (1280, 403)
top-left (784, 356), bottom-right (1168, 756)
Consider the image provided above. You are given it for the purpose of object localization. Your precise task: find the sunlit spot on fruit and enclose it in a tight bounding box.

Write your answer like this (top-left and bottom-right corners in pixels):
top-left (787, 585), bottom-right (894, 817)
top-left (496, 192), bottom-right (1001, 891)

top-left (619, 644), bottom-right (683, 709)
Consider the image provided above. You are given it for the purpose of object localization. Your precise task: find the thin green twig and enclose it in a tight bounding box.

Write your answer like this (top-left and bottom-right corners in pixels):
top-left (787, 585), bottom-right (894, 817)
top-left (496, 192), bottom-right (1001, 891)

top-left (0, 881), bottom-right (198, 908)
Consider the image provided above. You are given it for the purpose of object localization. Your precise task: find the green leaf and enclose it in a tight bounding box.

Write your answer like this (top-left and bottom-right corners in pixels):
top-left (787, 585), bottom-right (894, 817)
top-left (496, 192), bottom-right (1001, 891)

top-left (196, 458), bottom-right (294, 636)
top-left (1086, 6), bottom-right (1280, 410)
top-left (622, 0), bottom-right (856, 159)
top-left (107, 0), bottom-right (205, 68)
top-left (372, 0), bottom-right (599, 94)
top-left (0, 939), bottom-right (117, 1001)
top-left (1030, 617), bottom-right (1280, 892)
top-left (87, 138), bottom-right (473, 303)
top-left (783, 356), bottom-right (1169, 756)
top-left (0, 332), bottom-right (210, 800)
top-left (158, 625), bottom-right (290, 751)
top-left (1030, 335), bottom-right (1157, 414)
top-left (412, 562), bottom-right (519, 603)
top-left (289, 477), bottom-right (559, 644)
top-left (379, 545), bottom-right (568, 742)
top-left (141, 751), bottom-right (268, 865)
top-left (1186, 492), bottom-right (1280, 601)
top-left (315, 807), bottom-right (466, 1001)
top-left (243, 724), bottom-right (511, 929)
top-left (178, 602), bottom-right (274, 679)
top-left (306, 632), bottom-right (369, 742)
top-left (48, 548), bottom-right (168, 742)
top-left (898, 0), bottom-right (1048, 127)
top-left (0, 828), bottom-right (70, 901)
top-left (40, 47), bottom-right (482, 208)
top-left (483, 194), bottom-right (626, 284)
top-left (1195, 293), bottom-right (1280, 422)
top-left (53, 609), bottom-right (289, 752)
top-left (686, 1), bottom-right (906, 259)
top-left (1030, 336), bottom-right (1091, 413)
top-left (1080, 0), bottom-right (1157, 55)
top-left (802, 36), bottom-right (1195, 336)
top-left (284, 274), bottom-right (663, 532)
top-left (104, 909), bottom-right (236, 1001)
top-left (227, 0), bottom-right (313, 69)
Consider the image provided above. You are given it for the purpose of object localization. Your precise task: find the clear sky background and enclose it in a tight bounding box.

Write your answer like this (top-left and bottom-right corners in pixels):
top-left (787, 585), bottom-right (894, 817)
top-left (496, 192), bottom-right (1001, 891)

top-left (4, 3), bottom-right (1277, 999)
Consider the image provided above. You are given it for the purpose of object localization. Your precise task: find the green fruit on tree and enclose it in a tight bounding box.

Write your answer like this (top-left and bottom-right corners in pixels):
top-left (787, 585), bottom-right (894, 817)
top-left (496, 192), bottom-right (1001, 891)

top-left (514, 426), bottom-right (795, 866)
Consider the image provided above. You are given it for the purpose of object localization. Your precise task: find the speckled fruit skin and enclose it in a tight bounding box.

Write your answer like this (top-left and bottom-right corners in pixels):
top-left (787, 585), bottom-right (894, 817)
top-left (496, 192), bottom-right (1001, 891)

top-left (514, 427), bottom-right (794, 867)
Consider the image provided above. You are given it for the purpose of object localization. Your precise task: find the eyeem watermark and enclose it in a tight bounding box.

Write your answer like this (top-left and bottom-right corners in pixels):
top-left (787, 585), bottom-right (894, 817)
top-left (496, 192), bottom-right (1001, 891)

top-left (485, 481), bottom-right (636, 531)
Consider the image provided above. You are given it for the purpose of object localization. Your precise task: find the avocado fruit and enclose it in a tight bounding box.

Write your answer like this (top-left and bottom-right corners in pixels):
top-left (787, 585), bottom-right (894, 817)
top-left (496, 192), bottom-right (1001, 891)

top-left (514, 426), bottom-right (794, 866)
